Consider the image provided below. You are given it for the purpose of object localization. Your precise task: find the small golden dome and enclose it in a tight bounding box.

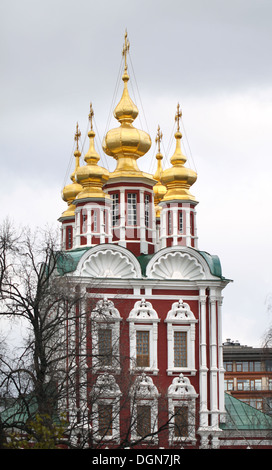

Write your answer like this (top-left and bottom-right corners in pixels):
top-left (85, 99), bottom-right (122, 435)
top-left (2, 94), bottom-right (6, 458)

top-left (75, 104), bottom-right (110, 201)
top-left (161, 104), bottom-right (197, 202)
top-left (60, 125), bottom-right (83, 218)
top-left (102, 32), bottom-right (151, 177)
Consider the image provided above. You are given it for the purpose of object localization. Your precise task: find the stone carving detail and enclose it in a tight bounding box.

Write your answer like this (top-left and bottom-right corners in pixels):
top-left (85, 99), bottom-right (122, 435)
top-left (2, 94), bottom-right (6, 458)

top-left (81, 249), bottom-right (138, 278)
top-left (148, 251), bottom-right (204, 280)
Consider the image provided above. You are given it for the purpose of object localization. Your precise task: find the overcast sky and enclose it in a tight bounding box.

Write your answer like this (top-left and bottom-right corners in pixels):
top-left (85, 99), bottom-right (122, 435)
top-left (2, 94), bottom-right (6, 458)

top-left (1, 0), bottom-right (272, 346)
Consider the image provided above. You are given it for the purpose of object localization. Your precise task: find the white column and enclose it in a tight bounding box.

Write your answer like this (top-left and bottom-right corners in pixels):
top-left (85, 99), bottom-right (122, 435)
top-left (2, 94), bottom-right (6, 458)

top-left (139, 189), bottom-right (147, 254)
top-left (199, 290), bottom-right (209, 429)
top-left (209, 289), bottom-right (219, 429)
top-left (119, 189), bottom-right (126, 247)
top-left (218, 297), bottom-right (226, 420)
top-left (87, 207), bottom-right (92, 245)
top-left (160, 207), bottom-right (167, 248)
top-left (185, 206), bottom-right (191, 247)
top-left (172, 206), bottom-right (178, 246)
top-left (75, 210), bottom-right (81, 248)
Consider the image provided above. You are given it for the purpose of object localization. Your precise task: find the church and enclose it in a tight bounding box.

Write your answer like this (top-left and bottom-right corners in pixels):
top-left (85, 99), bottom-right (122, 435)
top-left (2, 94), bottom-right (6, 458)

top-left (56, 33), bottom-right (272, 449)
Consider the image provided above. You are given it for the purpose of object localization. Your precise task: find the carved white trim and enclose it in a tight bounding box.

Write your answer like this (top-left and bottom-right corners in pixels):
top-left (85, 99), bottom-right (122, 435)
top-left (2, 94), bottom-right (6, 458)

top-left (91, 373), bottom-right (122, 443)
top-left (147, 250), bottom-right (204, 280)
top-left (130, 374), bottom-right (160, 444)
top-left (91, 298), bottom-right (122, 373)
top-left (127, 299), bottom-right (160, 375)
top-left (78, 246), bottom-right (141, 278)
top-left (165, 299), bottom-right (197, 375)
top-left (167, 373), bottom-right (198, 445)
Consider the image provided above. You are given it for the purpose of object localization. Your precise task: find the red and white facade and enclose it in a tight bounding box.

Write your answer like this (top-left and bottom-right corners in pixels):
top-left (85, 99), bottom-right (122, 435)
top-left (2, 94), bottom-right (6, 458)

top-left (56, 40), bottom-right (236, 449)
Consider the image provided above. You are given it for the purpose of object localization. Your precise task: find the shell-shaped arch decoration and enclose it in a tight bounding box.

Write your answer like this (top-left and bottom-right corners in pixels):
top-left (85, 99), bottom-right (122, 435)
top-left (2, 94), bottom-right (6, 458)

top-left (147, 251), bottom-right (205, 280)
top-left (81, 248), bottom-right (139, 278)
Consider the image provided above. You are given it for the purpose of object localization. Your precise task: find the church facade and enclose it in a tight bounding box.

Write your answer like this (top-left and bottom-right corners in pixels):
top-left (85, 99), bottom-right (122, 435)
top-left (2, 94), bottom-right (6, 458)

top-left (56, 35), bottom-right (271, 449)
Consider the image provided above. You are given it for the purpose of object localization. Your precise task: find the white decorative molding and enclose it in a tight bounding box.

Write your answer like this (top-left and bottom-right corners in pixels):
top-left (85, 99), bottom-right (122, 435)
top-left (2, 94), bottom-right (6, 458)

top-left (165, 299), bottom-right (197, 375)
top-left (91, 373), bottom-right (122, 443)
top-left (146, 250), bottom-right (205, 280)
top-left (91, 298), bottom-right (122, 373)
top-left (127, 299), bottom-right (160, 375)
top-left (167, 373), bottom-right (198, 445)
top-left (76, 244), bottom-right (142, 278)
top-left (130, 374), bottom-right (160, 444)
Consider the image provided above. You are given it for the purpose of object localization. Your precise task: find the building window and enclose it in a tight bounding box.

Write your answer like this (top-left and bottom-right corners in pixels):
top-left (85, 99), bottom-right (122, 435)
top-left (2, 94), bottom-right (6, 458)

top-left (98, 329), bottom-right (112, 367)
top-left (174, 331), bottom-right (187, 368)
top-left (93, 210), bottom-right (98, 232)
top-left (168, 211), bottom-right (172, 235)
top-left (144, 194), bottom-right (150, 227)
top-left (127, 299), bottom-right (160, 374)
top-left (98, 404), bottom-right (113, 436)
top-left (66, 226), bottom-right (73, 249)
top-left (178, 211), bottom-right (183, 234)
top-left (165, 299), bottom-right (197, 375)
top-left (137, 405), bottom-right (151, 436)
top-left (111, 193), bottom-right (119, 226)
top-left (224, 379), bottom-right (234, 391)
top-left (130, 374), bottom-right (160, 444)
top-left (127, 193), bottom-right (137, 226)
top-left (81, 209), bottom-right (87, 233)
top-left (91, 374), bottom-right (121, 443)
top-left (91, 298), bottom-right (122, 373)
top-left (167, 374), bottom-right (198, 445)
top-left (136, 331), bottom-right (150, 367)
top-left (174, 406), bottom-right (188, 438)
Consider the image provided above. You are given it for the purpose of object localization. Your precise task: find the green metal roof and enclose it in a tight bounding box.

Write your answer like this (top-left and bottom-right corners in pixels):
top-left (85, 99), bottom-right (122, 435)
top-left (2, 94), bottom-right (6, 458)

top-left (221, 393), bottom-right (272, 431)
top-left (56, 245), bottom-right (225, 280)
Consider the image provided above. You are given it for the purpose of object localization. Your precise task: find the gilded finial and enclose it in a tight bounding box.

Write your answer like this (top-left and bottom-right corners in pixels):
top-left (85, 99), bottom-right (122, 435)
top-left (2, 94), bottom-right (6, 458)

top-left (89, 102), bottom-right (94, 130)
top-left (155, 125), bottom-right (163, 153)
top-left (74, 122), bottom-right (81, 151)
top-left (175, 103), bottom-right (182, 132)
top-left (122, 30), bottom-right (130, 72)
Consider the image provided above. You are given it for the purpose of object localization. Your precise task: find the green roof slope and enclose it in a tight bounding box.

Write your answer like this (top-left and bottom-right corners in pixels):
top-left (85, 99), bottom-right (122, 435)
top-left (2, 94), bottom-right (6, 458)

top-left (222, 393), bottom-right (272, 430)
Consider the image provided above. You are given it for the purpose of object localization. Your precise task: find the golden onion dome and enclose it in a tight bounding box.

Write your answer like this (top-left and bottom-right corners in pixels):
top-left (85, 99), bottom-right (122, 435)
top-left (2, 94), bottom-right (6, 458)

top-left (160, 104), bottom-right (197, 202)
top-left (153, 126), bottom-right (167, 217)
top-left (102, 32), bottom-right (151, 177)
top-left (60, 125), bottom-right (83, 219)
top-left (75, 104), bottom-right (110, 201)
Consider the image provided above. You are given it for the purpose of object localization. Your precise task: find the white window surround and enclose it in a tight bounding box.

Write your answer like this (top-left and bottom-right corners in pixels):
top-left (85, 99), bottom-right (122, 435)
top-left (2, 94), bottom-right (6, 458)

top-left (91, 298), bottom-right (122, 373)
top-left (127, 299), bottom-right (160, 375)
top-left (90, 373), bottom-right (122, 443)
top-left (167, 373), bottom-right (198, 445)
top-left (165, 299), bottom-right (197, 376)
top-left (129, 373), bottom-right (160, 444)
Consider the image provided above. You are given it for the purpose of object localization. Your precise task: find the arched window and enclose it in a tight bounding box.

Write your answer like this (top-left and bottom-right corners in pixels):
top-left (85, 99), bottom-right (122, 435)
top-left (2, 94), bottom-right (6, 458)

top-left (90, 373), bottom-right (122, 443)
top-left (91, 298), bottom-right (122, 373)
top-left (127, 299), bottom-right (160, 375)
top-left (129, 373), bottom-right (160, 444)
top-left (165, 299), bottom-right (197, 375)
top-left (167, 373), bottom-right (198, 445)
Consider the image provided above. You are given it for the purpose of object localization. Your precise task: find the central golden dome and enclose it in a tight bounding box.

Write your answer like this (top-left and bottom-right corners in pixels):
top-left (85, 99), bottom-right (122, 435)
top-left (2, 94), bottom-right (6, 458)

top-left (102, 33), bottom-right (151, 177)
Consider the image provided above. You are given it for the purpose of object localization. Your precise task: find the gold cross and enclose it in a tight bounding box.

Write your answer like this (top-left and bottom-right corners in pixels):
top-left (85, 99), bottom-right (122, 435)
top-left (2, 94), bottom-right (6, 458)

top-left (175, 103), bottom-right (182, 131)
top-left (74, 122), bottom-right (81, 150)
top-left (155, 125), bottom-right (163, 153)
top-left (122, 30), bottom-right (130, 70)
top-left (89, 102), bottom-right (94, 130)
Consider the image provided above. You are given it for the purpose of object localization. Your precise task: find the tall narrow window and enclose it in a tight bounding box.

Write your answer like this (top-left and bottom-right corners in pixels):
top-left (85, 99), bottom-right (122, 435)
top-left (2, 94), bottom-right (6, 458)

top-left (178, 211), bottom-right (183, 234)
top-left (174, 331), bottom-right (187, 367)
top-left (98, 404), bottom-right (113, 436)
top-left (144, 194), bottom-right (150, 227)
top-left (98, 329), bottom-right (112, 366)
top-left (168, 211), bottom-right (172, 235)
top-left (136, 331), bottom-right (149, 367)
top-left (66, 226), bottom-right (73, 249)
top-left (174, 406), bottom-right (189, 437)
top-left (111, 193), bottom-right (119, 226)
top-left (137, 405), bottom-right (151, 436)
top-left (81, 210), bottom-right (87, 233)
top-left (93, 210), bottom-right (98, 232)
top-left (127, 193), bottom-right (137, 226)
